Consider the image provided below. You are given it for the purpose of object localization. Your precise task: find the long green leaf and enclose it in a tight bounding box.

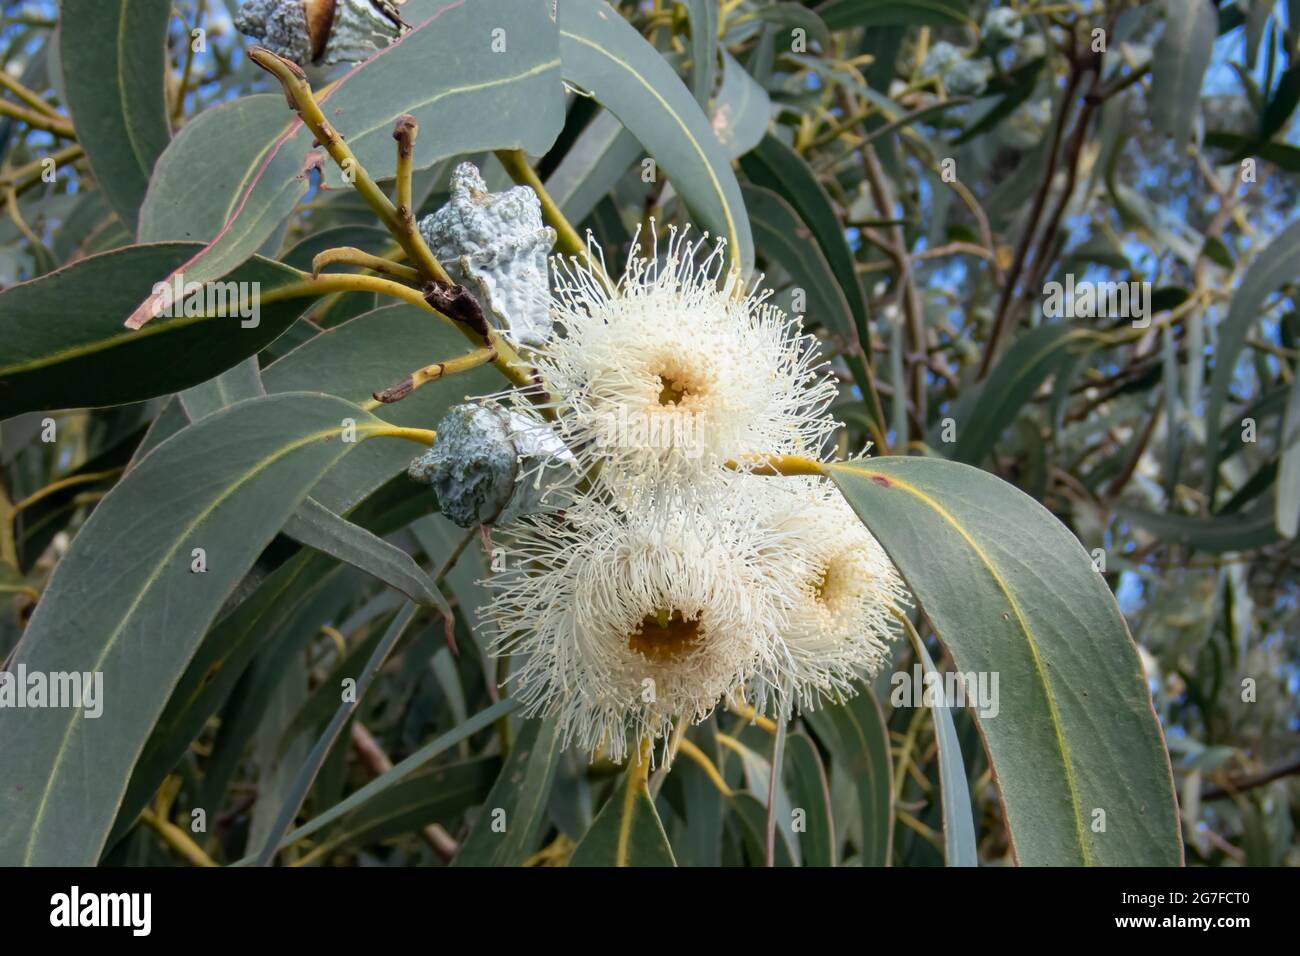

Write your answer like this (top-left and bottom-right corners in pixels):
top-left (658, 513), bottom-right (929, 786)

top-left (784, 731), bottom-right (836, 866)
top-left (59, 0), bottom-right (171, 232)
top-left (1150, 0), bottom-right (1217, 150)
top-left (253, 602), bottom-right (421, 865)
top-left (1278, 374), bottom-right (1300, 537)
top-left (742, 183), bottom-right (855, 338)
top-left (180, 358), bottom-right (266, 423)
top-left (828, 457), bottom-right (1182, 865)
top-left (284, 497), bottom-right (448, 612)
top-left (1121, 499), bottom-right (1281, 553)
top-left (0, 244), bottom-right (314, 418)
top-left (911, 636), bottom-right (978, 866)
top-left (0, 393), bottom-right (390, 865)
top-left (683, 0), bottom-right (718, 107)
top-left (138, 94), bottom-right (296, 244)
top-left (452, 716), bottom-right (563, 866)
top-left (949, 324), bottom-right (1094, 465)
top-left (243, 698), bottom-right (519, 862)
top-left (1206, 218), bottom-right (1300, 499)
top-left (560, 0), bottom-right (753, 275)
top-left (741, 134), bottom-right (869, 339)
top-left (804, 689), bottom-right (893, 866)
top-left (711, 52), bottom-right (770, 158)
top-left (299, 757), bottom-right (501, 863)
top-left (570, 763), bottom-right (676, 866)
top-left (545, 110), bottom-right (644, 225)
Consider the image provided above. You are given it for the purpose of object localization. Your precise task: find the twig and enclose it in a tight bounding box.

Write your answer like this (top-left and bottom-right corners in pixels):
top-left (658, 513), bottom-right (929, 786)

top-left (245, 48), bottom-right (452, 287)
top-left (1202, 755), bottom-right (1300, 801)
top-left (12, 467), bottom-right (124, 513)
top-left (0, 71), bottom-right (60, 117)
top-left (140, 809), bottom-right (218, 867)
top-left (677, 737), bottom-right (733, 797)
top-left (0, 98), bottom-right (75, 138)
top-left (980, 55), bottom-right (1086, 378)
top-left (368, 347), bottom-right (498, 406)
top-left (311, 246), bottom-right (422, 284)
top-left (350, 722), bottom-right (458, 861)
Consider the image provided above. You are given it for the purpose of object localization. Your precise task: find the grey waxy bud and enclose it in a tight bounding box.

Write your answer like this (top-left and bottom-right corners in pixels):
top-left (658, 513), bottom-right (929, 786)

top-left (419, 163), bottom-right (557, 348)
top-left (921, 41), bottom-right (964, 79)
top-left (982, 8), bottom-right (1024, 47)
top-left (920, 41), bottom-right (992, 97)
top-left (944, 58), bottom-right (992, 97)
top-left (235, 0), bottom-right (404, 66)
top-left (408, 404), bottom-right (572, 528)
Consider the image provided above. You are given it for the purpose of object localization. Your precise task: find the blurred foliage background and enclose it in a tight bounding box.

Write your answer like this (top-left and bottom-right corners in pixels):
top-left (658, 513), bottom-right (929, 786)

top-left (1, 0), bottom-right (1297, 866)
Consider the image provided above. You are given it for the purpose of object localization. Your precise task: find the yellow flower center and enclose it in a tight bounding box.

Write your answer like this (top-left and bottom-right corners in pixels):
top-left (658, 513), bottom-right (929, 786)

top-left (654, 358), bottom-right (708, 407)
top-left (629, 609), bottom-right (701, 662)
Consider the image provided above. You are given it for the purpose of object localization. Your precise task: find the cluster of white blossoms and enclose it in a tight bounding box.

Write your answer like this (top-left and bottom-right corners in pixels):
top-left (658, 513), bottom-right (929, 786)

top-left (416, 199), bottom-right (909, 762)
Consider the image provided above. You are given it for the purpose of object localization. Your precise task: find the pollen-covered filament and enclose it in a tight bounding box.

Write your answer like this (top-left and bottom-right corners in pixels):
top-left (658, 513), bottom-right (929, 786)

top-left (629, 609), bottom-right (702, 662)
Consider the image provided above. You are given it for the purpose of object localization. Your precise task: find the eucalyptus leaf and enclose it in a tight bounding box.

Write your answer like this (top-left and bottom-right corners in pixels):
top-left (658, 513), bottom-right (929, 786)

top-left (559, 0), bottom-right (754, 275)
top-left (804, 690), bottom-right (893, 866)
top-left (452, 716), bottom-right (563, 866)
top-left (1151, 0), bottom-right (1217, 150)
top-left (569, 762), bottom-right (677, 866)
top-left (1206, 218), bottom-right (1300, 499)
top-left (0, 244), bottom-right (315, 418)
top-left (0, 393), bottom-right (392, 865)
top-left (59, 0), bottom-right (171, 232)
top-left (828, 458), bottom-right (1182, 865)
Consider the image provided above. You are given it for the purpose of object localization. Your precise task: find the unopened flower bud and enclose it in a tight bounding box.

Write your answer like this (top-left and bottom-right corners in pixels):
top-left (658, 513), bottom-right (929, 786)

top-left (921, 41), bottom-right (964, 79)
top-left (982, 8), bottom-right (1024, 47)
top-left (419, 163), bottom-right (557, 348)
top-left (945, 58), bottom-right (992, 97)
top-left (919, 41), bottom-right (991, 97)
top-left (407, 403), bottom-right (572, 528)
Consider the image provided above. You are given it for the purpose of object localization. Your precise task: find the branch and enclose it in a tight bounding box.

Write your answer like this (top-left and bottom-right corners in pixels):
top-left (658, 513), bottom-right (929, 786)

top-left (0, 98), bottom-right (75, 138)
top-left (1202, 755), bottom-right (1300, 801)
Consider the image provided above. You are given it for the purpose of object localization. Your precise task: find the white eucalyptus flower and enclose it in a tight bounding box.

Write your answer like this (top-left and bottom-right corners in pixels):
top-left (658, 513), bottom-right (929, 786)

top-left (748, 476), bottom-right (909, 715)
top-left (532, 225), bottom-right (838, 508)
top-left (484, 493), bottom-right (802, 762)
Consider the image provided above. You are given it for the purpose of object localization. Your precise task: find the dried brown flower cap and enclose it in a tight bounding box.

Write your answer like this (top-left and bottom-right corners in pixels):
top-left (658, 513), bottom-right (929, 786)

top-left (302, 0), bottom-right (338, 63)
